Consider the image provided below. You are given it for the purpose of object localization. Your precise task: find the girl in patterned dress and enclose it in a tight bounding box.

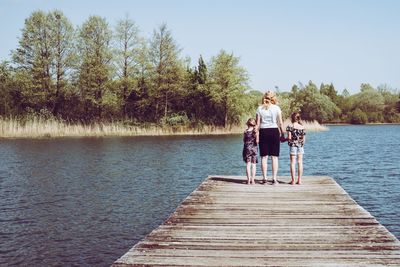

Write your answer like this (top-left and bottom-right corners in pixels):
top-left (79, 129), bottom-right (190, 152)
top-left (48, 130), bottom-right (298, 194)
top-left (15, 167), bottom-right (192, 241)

top-left (286, 112), bottom-right (306, 185)
top-left (243, 118), bottom-right (259, 185)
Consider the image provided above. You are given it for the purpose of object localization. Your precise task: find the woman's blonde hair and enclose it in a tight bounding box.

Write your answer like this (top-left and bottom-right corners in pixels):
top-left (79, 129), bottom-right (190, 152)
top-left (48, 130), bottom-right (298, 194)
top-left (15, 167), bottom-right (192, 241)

top-left (262, 90), bottom-right (277, 108)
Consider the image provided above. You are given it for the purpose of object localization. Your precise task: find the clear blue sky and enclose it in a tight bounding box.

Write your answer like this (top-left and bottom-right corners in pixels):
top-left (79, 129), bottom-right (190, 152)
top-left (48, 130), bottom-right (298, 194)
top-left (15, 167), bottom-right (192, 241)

top-left (1, 0), bottom-right (399, 94)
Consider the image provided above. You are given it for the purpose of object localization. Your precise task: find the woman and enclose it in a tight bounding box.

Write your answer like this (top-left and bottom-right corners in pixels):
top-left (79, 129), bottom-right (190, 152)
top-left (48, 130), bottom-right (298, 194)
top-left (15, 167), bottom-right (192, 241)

top-left (256, 91), bottom-right (285, 184)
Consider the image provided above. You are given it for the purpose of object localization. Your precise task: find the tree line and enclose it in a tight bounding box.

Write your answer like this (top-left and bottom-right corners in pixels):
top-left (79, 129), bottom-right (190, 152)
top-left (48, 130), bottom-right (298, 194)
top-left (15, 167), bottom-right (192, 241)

top-left (279, 81), bottom-right (400, 124)
top-left (0, 10), bottom-right (399, 126)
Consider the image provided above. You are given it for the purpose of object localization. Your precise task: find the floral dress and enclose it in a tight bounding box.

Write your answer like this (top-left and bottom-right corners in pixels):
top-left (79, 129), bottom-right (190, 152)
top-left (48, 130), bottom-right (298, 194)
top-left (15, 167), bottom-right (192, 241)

top-left (242, 130), bottom-right (258, 163)
top-left (286, 125), bottom-right (306, 147)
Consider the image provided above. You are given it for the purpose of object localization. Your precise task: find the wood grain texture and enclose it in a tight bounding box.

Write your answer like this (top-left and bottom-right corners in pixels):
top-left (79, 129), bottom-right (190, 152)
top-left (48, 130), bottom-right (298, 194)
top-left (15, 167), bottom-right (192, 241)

top-left (112, 176), bottom-right (400, 266)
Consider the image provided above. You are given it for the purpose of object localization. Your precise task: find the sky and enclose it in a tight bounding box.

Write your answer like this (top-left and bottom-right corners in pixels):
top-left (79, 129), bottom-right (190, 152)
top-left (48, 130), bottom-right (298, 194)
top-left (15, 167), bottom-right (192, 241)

top-left (0, 0), bottom-right (399, 94)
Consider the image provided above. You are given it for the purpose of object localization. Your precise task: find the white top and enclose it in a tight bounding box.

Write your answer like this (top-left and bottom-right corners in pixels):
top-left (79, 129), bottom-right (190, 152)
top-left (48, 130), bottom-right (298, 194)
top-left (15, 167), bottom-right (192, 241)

top-left (256, 104), bottom-right (281, 128)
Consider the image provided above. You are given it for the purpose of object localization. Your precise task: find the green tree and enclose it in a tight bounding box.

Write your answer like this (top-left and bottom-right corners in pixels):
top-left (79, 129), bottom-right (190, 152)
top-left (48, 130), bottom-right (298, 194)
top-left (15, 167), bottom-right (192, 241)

top-left (397, 99), bottom-right (400, 113)
top-left (197, 55), bottom-right (207, 85)
top-left (12, 10), bottom-right (75, 117)
top-left (77, 16), bottom-right (113, 121)
top-left (114, 16), bottom-right (140, 118)
top-left (245, 90), bottom-right (264, 116)
top-left (148, 23), bottom-right (183, 122)
top-left (351, 84), bottom-right (384, 122)
top-left (377, 84), bottom-right (400, 122)
top-left (208, 50), bottom-right (249, 127)
top-left (276, 91), bottom-right (292, 120)
top-left (349, 108), bottom-right (368, 124)
top-left (123, 37), bottom-right (152, 121)
top-left (320, 83), bottom-right (342, 121)
top-left (12, 10), bottom-right (53, 112)
top-left (183, 56), bottom-right (213, 124)
top-left (290, 81), bottom-right (340, 122)
top-left (48, 10), bottom-right (75, 115)
top-left (0, 61), bottom-right (12, 115)
top-left (289, 84), bottom-right (302, 112)
top-left (334, 89), bottom-right (353, 121)
top-left (320, 83), bottom-right (339, 104)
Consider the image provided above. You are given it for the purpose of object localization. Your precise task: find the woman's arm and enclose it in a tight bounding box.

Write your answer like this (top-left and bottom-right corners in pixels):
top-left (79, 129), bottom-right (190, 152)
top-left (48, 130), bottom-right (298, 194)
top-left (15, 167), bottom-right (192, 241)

top-left (277, 110), bottom-right (284, 136)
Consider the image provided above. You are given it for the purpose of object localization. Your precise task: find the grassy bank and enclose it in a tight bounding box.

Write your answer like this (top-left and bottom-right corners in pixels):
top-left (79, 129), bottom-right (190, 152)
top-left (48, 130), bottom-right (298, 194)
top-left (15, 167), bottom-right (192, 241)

top-left (0, 117), bottom-right (328, 138)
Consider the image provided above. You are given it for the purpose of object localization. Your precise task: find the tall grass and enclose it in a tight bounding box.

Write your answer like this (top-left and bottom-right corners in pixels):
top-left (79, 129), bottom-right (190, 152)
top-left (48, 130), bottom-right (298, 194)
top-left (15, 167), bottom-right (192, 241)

top-left (282, 119), bottom-right (329, 132)
top-left (0, 117), bottom-right (328, 138)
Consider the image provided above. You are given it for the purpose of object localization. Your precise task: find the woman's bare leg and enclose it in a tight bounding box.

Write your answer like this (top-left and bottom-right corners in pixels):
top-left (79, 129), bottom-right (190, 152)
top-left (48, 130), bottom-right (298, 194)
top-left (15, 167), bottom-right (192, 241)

top-left (271, 156), bottom-right (279, 184)
top-left (290, 155), bottom-right (296, 184)
top-left (261, 156), bottom-right (268, 182)
top-left (297, 154), bottom-right (303, 184)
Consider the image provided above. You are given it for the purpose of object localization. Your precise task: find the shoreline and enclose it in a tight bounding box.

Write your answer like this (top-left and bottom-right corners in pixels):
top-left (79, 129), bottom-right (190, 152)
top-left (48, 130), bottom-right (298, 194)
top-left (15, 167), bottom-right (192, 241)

top-left (325, 122), bottom-right (400, 126)
top-left (0, 129), bottom-right (246, 139)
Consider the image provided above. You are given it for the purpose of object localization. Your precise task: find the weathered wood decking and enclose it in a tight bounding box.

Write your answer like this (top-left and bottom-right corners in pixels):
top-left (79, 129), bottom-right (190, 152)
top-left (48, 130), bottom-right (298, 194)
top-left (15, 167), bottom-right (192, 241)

top-left (113, 176), bottom-right (400, 266)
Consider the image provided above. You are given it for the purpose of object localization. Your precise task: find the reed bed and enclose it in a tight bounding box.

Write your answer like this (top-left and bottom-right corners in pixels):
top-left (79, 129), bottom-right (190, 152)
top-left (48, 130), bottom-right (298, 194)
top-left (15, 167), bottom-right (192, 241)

top-left (282, 119), bottom-right (329, 132)
top-left (0, 117), bottom-right (328, 138)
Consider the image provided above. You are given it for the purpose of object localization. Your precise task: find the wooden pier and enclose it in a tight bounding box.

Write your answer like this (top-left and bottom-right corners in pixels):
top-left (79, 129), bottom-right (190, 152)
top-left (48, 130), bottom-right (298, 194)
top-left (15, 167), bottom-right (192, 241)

top-left (113, 176), bottom-right (400, 266)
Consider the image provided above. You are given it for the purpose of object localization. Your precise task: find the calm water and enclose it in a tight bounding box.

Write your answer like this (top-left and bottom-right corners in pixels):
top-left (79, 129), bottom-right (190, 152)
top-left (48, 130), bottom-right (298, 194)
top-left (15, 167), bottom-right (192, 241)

top-left (0, 125), bottom-right (399, 266)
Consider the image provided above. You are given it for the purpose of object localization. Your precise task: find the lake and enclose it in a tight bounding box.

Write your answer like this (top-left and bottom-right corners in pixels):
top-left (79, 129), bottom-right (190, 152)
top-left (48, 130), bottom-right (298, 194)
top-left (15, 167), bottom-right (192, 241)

top-left (0, 125), bottom-right (399, 266)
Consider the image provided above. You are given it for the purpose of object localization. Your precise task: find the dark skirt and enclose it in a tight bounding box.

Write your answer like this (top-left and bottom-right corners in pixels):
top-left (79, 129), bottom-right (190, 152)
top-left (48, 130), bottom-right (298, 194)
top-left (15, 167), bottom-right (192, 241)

top-left (259, 128), bottom-right (280, 157)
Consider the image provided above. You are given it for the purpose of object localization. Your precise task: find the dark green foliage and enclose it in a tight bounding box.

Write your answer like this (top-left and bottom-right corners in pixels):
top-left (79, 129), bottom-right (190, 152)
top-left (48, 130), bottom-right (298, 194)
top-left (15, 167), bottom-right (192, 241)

top-left (397, 100), bottom-right (400, 113)
top-left (12, 10), bottom-right (75, 116)
top-left (148, 23), bottom-right (185, 122)
top-left (290, 81), bottom-right (340, 123)
top-left (0, 62), bottom-right (13, 115)
top-left (114, 16), bottom-right (140, 118)
top-left (350, 108), bottom-right (368, 124)
top-left (77, 16), bottom-right (113, 121)
top-left (184, 58), bottom-right (214, 124)
top-left (208, 50), bottom-right (249, 127)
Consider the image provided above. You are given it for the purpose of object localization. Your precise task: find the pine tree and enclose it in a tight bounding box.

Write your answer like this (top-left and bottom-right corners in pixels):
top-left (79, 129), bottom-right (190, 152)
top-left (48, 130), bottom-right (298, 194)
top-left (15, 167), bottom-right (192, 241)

top-left (197, 55), bottom-right (207, 84)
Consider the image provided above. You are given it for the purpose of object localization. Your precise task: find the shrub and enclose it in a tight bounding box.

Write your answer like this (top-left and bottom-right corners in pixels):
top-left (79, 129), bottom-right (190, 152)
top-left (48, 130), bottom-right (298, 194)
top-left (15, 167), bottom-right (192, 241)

top-left (161, 112), bottom-right (190, 126)
top-left (350, 109), bottom-right (368, 124)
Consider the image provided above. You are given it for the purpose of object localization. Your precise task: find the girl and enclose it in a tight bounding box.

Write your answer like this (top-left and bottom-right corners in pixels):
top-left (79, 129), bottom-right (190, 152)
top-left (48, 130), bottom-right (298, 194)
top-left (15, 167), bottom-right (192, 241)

top-left (243, 118), bottom-right (258, 185)
top-left (286, 112), bottom-right (306, 185)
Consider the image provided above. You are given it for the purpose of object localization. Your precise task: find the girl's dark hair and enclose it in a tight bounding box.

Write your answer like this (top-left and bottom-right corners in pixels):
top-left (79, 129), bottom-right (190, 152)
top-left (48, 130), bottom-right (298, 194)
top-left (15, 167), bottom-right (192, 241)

top-left (291, 112), bottom-right (302, 125)
top-left (246, 118), bottom-right (257, 134)
top-left (246, 118), bottom-right (256, 127)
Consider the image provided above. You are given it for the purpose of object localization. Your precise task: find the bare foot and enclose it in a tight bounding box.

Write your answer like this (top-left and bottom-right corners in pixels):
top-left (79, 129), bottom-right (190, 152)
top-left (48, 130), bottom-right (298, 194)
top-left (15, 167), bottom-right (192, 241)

top-left (296, 181), bottom-right (302, 185)
top-left (289, 180), bottom-right (295, 185)
top-left (273, 179), bottom-right (278, 185)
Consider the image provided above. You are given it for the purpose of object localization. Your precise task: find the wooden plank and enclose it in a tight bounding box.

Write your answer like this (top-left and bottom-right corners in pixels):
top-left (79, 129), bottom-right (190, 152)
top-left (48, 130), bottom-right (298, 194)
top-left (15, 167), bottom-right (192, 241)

top-left (112, 176), bottom-right (400, 266)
